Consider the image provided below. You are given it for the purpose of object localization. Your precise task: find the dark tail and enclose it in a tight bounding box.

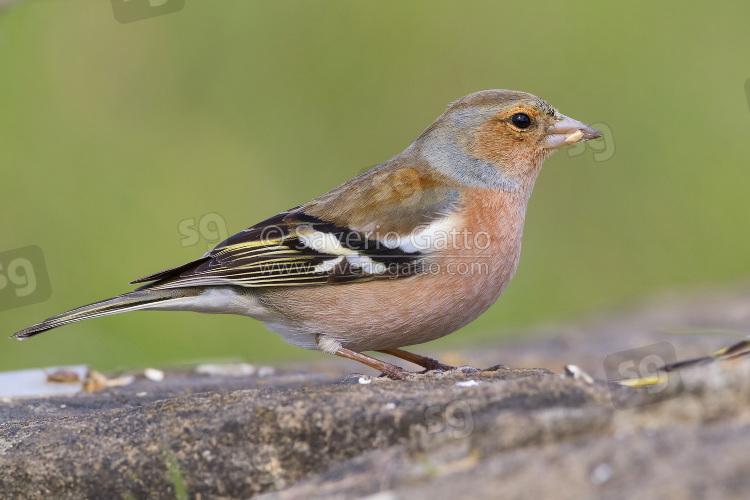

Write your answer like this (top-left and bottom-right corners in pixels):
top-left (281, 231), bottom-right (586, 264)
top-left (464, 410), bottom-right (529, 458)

top-left (11, 288), bottom-right (198, 340)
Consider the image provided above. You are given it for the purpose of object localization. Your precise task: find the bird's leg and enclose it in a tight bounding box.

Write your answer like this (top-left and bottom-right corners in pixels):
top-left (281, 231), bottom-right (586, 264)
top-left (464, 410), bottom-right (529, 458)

top-left (376, 348), bottom-right (455, 372)
top-left (333, 346), bottom-right (411, 380)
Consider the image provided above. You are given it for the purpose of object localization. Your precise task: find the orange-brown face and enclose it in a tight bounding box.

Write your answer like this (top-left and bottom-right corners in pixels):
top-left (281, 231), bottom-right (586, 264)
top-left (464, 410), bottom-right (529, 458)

top-left (469, 102), bottom-right (560, 178)
top-left (411, 90), bottom-right (600, 191)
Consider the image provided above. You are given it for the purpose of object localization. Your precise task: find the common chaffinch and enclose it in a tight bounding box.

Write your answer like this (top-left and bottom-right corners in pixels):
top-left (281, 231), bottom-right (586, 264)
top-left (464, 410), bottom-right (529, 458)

top-left (13, 90), bottom-right (600, 379)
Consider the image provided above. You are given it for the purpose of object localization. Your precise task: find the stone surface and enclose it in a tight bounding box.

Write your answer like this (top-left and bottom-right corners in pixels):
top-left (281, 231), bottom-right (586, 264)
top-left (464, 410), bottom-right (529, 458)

top-left (2, 285), bottom-right (750, 499)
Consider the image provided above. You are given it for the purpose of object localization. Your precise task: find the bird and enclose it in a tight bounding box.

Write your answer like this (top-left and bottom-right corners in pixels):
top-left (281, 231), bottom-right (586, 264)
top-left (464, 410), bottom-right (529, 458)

top-left (11, 90), bottom-right (601, 379)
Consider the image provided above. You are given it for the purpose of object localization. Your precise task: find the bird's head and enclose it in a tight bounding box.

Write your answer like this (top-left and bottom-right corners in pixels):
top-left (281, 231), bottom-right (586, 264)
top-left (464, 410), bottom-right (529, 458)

top-left (416, 89), bottom-right (601, 190)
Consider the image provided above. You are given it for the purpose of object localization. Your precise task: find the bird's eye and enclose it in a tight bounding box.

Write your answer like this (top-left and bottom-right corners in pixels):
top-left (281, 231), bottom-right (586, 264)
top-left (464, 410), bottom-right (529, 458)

top-left (510, 113), bottom-right (531, 129)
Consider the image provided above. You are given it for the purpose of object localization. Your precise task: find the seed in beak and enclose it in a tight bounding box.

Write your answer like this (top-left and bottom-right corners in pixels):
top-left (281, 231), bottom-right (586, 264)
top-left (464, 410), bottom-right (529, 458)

top-left (565, 130), bottom-right (584, 144)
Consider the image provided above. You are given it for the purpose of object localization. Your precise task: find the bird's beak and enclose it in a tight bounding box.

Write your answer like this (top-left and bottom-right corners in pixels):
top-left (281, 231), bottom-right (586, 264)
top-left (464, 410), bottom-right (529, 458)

top-left (544, 115), bottom-right (601, 149)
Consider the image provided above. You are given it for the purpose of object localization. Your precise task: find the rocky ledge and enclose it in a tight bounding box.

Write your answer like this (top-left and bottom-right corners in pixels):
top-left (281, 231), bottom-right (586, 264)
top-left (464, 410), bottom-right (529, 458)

top-left (2, 285), bottom-right (750, 499)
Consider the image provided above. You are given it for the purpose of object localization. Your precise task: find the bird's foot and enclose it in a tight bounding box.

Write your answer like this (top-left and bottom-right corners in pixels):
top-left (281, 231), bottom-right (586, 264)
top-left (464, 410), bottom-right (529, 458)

top-left (449, 365), bottom-right (480, 374)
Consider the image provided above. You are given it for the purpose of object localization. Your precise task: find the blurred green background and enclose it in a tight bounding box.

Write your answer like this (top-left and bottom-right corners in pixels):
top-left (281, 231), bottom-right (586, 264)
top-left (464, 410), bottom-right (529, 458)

top-left (2, 1), bottom-right (749, 372)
